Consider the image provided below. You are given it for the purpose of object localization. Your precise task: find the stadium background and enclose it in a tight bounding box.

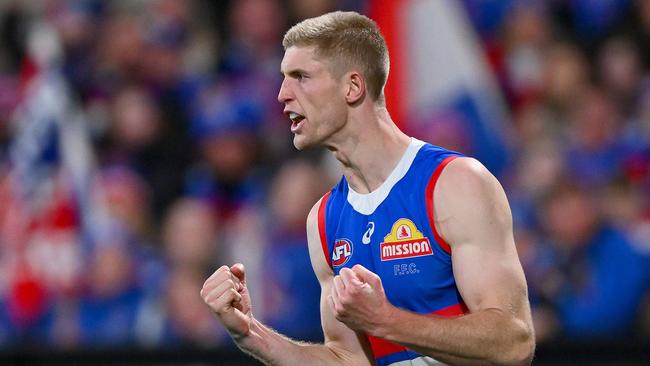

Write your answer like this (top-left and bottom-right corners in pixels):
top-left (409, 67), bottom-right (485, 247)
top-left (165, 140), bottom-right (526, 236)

top-left (0, 0), bottom-right (648, 364)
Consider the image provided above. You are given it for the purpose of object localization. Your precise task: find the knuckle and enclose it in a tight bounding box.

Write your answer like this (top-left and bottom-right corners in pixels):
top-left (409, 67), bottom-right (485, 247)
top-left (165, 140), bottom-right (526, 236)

top-left (218, 267), bottom-right (230, 277)
top-left (338, 292), bottom-right (349, 305)
top-left (229, 288), bottom-right (241, 301)
top-left (340, 295), bottom-right (352, 307)
top-left (338, 291), bottom-right (348, 302)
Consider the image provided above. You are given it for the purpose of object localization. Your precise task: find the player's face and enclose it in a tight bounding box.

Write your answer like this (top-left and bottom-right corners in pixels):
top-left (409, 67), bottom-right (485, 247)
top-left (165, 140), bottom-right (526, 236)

top-left (278, 46), bottom-right (348, 150)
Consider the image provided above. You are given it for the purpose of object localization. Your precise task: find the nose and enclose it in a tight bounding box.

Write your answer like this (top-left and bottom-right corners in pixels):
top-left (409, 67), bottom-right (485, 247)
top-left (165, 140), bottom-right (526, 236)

top-left (277, 78), bottom-right (293, 104)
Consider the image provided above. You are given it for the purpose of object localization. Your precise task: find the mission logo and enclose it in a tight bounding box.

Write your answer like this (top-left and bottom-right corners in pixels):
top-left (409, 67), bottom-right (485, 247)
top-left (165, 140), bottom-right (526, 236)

top-left (332, 238), bottom-right (353, 267)
top-left (380, 218), bottom-right (433, 261)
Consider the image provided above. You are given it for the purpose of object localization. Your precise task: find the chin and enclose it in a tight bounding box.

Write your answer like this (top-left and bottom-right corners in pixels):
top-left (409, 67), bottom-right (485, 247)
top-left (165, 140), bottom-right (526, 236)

top-left (293, 135), bottom-right (311, 150)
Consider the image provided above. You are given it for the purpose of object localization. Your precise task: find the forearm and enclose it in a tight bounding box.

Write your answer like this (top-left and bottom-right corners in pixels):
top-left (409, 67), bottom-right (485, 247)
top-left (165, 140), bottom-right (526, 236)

top-left (376, 307), bottom-right (534, 366)
top-left (235, 317), bottom-right (365, 366)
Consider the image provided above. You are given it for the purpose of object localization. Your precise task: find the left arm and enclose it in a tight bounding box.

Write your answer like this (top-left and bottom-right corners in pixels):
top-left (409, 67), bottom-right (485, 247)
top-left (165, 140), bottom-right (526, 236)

top-left (330, 158), bottom-right (535, 366)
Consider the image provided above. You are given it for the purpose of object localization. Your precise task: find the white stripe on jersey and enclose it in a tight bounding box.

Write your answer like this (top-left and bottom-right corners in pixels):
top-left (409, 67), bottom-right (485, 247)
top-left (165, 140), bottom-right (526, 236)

top-left (346, 137), bottom-right (425, 215)
top-left (387, 356), bottom-right (448, 366)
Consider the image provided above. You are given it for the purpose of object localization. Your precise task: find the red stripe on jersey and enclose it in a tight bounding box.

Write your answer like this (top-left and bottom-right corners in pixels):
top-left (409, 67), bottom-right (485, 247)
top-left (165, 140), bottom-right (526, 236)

top-left (431, 302), bottom-right (467, 317)
top-left (367, 334), bottom-right (408, 359)
top-left (318, 192), bottom-right (332, 269)
top-left (425, 156), bottom-right (459, 255)
top-left (367, 302), bottom-right (467, 359)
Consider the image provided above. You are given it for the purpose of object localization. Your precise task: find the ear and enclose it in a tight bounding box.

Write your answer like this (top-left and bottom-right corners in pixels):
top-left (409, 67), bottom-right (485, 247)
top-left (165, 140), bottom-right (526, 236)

top-left (345, 72), bottom-right (365, 104)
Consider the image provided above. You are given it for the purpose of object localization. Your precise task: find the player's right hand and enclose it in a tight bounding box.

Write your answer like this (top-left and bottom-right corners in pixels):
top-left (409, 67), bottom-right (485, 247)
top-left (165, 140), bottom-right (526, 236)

top-left (201, 263), bottom-right (252, 338)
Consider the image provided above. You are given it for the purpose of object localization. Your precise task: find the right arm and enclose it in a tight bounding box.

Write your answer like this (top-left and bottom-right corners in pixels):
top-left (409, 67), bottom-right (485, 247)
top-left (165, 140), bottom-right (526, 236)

top-left (201, 197), bottom-right (374, 365)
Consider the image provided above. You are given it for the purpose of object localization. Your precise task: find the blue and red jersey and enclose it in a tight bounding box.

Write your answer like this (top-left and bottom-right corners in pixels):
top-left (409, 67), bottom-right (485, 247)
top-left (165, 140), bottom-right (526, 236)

top-left (318, 138), bottom-right (467, 366)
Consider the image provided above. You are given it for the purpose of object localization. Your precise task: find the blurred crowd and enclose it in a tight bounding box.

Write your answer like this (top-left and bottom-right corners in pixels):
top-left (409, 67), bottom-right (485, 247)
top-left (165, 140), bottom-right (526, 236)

top-left (463, 0), bottom-right (650, 341)
top-left (0, 0), bottom-right (647, 350)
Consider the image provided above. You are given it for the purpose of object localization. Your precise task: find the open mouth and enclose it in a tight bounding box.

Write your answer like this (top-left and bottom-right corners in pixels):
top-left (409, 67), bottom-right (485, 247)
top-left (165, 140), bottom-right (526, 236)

top-left (289, 112), bottom-right (305, 124)
top-left (289, 112), bottom-right (306, 132)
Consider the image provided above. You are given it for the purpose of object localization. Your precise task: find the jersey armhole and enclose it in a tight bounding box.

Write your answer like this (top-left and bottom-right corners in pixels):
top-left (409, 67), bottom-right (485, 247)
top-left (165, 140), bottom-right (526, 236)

top-left (318, 191), bottom-right (332, 269)
top-left (425, 156), bottom-right (458, 255)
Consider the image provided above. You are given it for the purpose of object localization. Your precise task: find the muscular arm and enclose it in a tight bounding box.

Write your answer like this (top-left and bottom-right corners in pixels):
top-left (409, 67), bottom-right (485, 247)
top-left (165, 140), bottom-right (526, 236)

top-left (331, 158), bottom-right (535, 366)
top-left (202, 197), bottom-right (373, 366)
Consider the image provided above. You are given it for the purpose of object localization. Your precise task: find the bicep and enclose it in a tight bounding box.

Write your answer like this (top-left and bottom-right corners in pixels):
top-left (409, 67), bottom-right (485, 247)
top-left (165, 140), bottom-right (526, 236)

top-left (436, 158), bottom-right (530, 320)
top-left (452, 235), bottom-right (529, 319)
top-left (305, 199), bottom-right (374, 364)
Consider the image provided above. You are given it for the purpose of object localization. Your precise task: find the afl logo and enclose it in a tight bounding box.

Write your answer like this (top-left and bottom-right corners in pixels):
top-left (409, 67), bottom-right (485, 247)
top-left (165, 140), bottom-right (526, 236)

top-left (332, 239), bottom-right (353, 267)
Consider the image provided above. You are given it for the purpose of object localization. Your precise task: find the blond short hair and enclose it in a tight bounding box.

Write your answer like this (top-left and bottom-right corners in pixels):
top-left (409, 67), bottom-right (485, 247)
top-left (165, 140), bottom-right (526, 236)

top-left (283, 11), bottom-right (389, 104)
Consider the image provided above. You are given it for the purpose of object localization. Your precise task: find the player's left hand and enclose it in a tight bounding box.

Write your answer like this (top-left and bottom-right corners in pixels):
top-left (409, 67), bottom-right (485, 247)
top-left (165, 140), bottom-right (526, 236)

top-left (328, 264), bottom-right (395, 336)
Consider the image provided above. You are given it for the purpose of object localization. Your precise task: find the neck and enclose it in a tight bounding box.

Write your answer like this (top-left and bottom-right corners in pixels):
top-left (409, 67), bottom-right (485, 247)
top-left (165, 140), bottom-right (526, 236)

top-left (325, 105), bottom-right (411, 194)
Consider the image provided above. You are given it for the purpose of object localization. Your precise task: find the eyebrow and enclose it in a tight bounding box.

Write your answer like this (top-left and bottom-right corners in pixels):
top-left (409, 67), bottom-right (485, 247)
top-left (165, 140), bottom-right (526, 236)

top-left (281, 68), bottom-right (309, 78)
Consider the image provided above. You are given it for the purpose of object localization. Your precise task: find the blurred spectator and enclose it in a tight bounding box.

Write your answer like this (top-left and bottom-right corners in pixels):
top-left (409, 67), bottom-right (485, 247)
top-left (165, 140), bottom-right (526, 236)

top-left (597, 37), bottom-right (642, 110)
top-left (187, 84), bottom-right (266, 223)
top-left (94, 14), bottom-right (144, 90)
top-left (624, 78), bottom-right (650, 155)
top-left (542, 43), bottom-right (590, 114)
top-left (565, 87), bottom-right (633, 188)
top-left (262, 159), bottom-right (327, 341)
top-left (219, 0), bottom-right (292, 162)
top-left (221, 0), bottom-right (284, 78)
top-left (219, 202), bottom-right (267, 322)
top-left (510, 138), bottom-right (566, 225)
top-left (532, 182), bottom-right (647, 340)
top-left (619, 0), bottom-right (650, 68)
top-left (96, 165), bottom-right (153, 242)
top-left (407, 110), bottom-right (473, 156)
top-left (161, 197), bottom-right (220, 273)
top-left (162, 266), bottom-right (226, 346)
top-left (287, 0), bottom-right (338, 22)
top-left (110, 87), bottom-right (161, 153)
top-left (569, 0), bottom-right (632, 46)
top-left (600, 177), bottom-right (647, 230)
top-left (77, 242), bottom-right (145, 346)
top-left (101, 85), bottom-right (191, 221)
top-left (140, 0), bottom-right (191, 90)
top-left (501, 2), bottom-right (552, 109)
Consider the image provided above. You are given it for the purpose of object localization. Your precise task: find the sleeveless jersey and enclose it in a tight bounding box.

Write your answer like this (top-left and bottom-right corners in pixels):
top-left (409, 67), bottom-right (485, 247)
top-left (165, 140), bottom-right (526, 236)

top-left (317, 138), bottom-right (467, 366)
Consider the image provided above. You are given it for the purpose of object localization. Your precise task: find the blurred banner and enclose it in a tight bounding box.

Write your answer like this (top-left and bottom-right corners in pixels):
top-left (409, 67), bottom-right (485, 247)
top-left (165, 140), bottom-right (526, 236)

top-left (370, 0), bottom-right (511, 175)
top-left (1, 20), bottom-right (102, 337)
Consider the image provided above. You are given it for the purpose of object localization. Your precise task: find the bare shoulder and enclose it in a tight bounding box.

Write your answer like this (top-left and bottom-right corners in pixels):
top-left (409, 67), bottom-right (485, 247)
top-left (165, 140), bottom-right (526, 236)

top-left (437, 157), bottom-right (500, 197)
top-left (434, 157), bottom-right (513, 249)
top-left (306, 194), bottom-right (333, 282)
top-left (306, 196), bottom-right (322, 238)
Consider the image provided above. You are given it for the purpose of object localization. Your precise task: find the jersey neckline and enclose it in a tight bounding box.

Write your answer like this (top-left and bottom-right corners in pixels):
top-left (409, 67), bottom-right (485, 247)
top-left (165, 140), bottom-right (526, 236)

top-left (346, 137), bottom-right (425, 215)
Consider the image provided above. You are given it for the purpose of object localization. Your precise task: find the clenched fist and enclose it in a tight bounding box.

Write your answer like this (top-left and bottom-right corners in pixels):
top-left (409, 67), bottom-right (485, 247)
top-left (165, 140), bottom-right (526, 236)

top-left (328, 264), bottom-right (394, 337)
top-left (201, 263), bottom-right (252, 339)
